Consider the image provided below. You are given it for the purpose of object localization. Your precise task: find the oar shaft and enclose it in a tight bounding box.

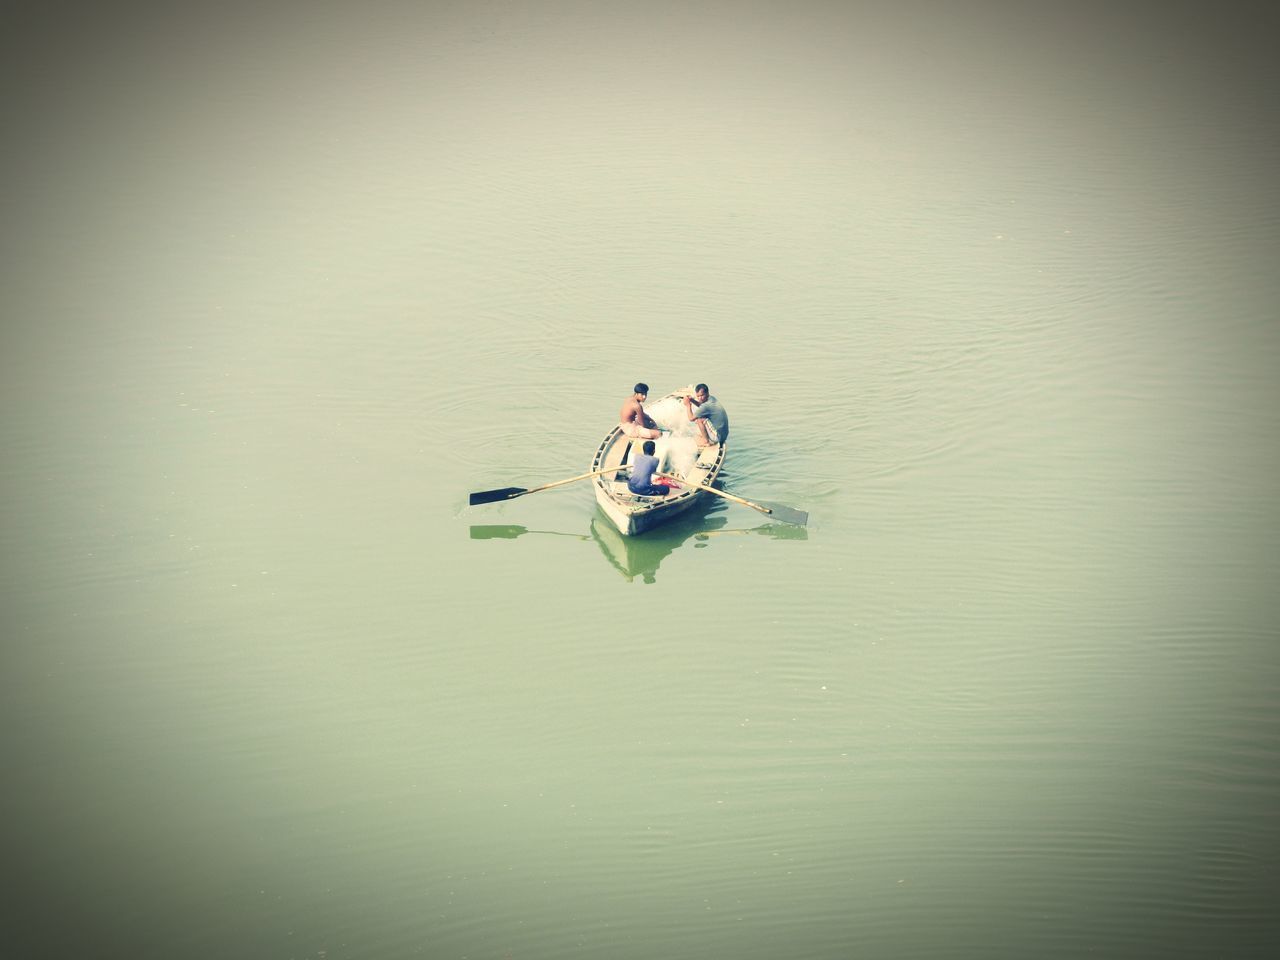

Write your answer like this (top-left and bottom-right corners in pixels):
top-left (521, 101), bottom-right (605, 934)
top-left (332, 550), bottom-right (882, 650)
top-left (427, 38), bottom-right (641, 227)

top-left (518, 464), bottom-right (629, 498)
top-left (657, 473), bottom-right (772, 516)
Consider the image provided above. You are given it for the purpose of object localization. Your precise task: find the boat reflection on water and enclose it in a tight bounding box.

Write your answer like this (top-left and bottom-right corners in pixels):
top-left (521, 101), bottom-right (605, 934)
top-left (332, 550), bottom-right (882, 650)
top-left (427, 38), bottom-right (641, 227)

top-left (469, 506), bottom-right (806, 584)
top-left (589, 513), bottom-right (806, 583)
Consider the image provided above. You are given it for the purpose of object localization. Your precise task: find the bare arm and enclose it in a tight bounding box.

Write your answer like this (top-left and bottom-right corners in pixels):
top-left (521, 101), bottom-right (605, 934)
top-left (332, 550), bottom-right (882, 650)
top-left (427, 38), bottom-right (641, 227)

top-left (683, 396), bottom-right (710, 443)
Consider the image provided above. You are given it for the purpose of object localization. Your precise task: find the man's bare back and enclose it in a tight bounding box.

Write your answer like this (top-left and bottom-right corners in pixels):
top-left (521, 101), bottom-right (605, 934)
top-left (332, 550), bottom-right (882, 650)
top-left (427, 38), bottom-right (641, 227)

top-left (620, 384), bottom-right (661, 439)
top-left (620, 396), bottom-right (647, 426)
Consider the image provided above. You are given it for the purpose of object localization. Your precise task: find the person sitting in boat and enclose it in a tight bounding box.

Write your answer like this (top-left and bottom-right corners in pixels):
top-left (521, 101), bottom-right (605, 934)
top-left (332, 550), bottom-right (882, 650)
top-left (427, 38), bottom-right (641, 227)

top-left (620, 383), bottom-right (662, 439)
top-left (627, 440), bottom-right (670, 497)
top-left (682, 383), bottom-right (729, 447)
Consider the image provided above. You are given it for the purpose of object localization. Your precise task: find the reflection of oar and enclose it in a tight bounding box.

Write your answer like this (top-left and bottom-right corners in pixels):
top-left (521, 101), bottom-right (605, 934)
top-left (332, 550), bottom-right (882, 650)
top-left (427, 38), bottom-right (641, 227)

top-left (471, 525), bottom-right (528, 539)
top-left (696, 523), bottom-right (808, 541)
top-left (470, 525), bottom-right (589, 541)
top-left (659, 473), bottom-right (808, 526)
top-left (469, 465), bottom-right (629, 506)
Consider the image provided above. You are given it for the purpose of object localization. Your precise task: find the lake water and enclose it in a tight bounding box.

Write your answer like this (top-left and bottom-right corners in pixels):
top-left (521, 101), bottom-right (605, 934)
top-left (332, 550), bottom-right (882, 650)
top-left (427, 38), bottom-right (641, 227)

top-left (3, 2), bottom-right (1278, 958)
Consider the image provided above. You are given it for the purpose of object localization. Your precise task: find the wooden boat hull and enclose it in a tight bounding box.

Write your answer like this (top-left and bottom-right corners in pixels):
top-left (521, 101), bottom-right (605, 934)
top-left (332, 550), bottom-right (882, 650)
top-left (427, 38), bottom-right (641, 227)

top-left (589, 389), bottom-right (727, 536)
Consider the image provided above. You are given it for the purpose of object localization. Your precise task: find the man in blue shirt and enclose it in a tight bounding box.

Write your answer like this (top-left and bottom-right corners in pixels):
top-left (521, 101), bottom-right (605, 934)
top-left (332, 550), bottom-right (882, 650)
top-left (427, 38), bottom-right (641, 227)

top-left (627, 440), bottom-right (669, 497)
top-left (682, 383), bottom-right (729, 447)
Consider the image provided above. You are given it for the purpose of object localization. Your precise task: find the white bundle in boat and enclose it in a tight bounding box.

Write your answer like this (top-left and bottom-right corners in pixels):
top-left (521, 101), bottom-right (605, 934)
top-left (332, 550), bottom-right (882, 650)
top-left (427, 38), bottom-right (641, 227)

top-left (645, 391), bottom-right (701, 479)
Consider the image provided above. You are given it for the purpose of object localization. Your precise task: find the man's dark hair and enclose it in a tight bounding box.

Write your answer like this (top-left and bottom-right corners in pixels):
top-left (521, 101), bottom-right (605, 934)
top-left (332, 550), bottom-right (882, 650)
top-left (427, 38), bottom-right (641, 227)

top-left (642, 440), bottom-right (656, 455)
top-left (695, 383), bottom-right (708, 393)
top-left (634, 383), bottom-right (649, 395)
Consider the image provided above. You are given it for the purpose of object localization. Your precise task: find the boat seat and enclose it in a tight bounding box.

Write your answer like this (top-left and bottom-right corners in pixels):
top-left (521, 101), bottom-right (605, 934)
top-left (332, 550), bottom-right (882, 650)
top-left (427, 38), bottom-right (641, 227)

top-left (609, 481), bottom-right (667, 502)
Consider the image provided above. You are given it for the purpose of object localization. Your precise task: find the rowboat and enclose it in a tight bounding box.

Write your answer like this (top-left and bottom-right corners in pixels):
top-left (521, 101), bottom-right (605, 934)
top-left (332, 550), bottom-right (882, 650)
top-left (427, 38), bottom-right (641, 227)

top-left (470, 389), bottom-right (804, 530)
top-left (589, 386), bottom-right (727, 536)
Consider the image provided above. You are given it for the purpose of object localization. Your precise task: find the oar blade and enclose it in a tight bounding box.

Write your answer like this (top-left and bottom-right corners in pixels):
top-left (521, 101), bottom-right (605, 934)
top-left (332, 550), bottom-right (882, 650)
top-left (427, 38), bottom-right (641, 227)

top-left (758, 502), bottom-right (808, 526)
top-left (468, 487), bottom-right (526, 506)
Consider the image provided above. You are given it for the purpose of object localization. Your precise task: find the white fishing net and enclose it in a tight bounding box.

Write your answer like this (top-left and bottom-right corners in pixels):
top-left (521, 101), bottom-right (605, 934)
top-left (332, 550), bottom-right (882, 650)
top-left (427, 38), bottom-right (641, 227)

top-left (644, 391), bottom-right (708, 479)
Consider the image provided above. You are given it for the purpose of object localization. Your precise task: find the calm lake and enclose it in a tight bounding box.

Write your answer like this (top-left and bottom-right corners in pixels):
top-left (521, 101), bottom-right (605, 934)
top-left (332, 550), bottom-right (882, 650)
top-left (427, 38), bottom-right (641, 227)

top-left (2, 2), bottom-right (1278, 958)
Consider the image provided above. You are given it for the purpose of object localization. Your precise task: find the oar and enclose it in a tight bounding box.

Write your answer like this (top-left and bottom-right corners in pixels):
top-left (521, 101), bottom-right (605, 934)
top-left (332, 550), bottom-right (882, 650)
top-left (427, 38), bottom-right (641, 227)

top-left (658, 473), bottom-right (808, 526)
top-left (469, 465), bottom-right (629, 506)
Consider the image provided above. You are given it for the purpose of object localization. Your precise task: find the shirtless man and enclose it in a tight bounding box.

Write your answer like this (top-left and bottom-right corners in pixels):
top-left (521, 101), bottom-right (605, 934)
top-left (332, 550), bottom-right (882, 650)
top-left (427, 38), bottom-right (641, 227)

top-left (619, 383), bottom-right (662, 439)
top-left (682, 383), bottom-right (729, 447)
